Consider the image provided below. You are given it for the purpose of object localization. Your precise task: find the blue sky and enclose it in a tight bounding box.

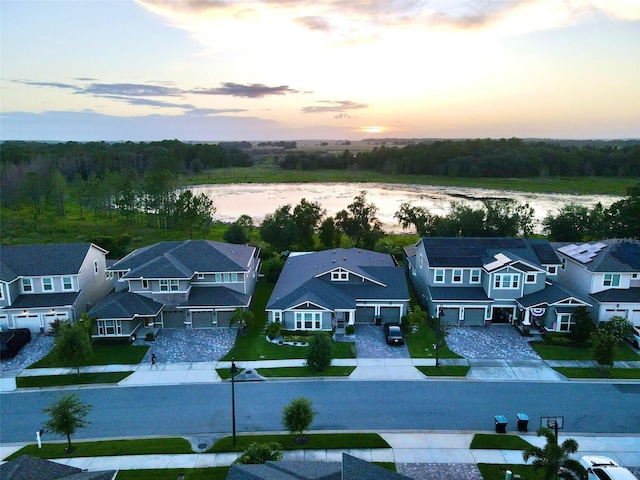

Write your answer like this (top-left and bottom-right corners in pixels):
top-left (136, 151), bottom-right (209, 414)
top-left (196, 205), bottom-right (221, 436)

top-left (1, 0), bottom-right (639, 141)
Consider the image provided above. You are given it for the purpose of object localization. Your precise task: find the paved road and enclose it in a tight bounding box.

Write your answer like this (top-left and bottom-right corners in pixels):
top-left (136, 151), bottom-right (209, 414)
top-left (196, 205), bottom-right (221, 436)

top-left (2, 380), bottom-right (639, 444)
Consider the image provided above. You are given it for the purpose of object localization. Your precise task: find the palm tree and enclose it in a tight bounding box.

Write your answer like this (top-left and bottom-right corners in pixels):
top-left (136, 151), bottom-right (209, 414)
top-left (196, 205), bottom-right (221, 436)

top-left (522, 427), bottom-right (587, 480)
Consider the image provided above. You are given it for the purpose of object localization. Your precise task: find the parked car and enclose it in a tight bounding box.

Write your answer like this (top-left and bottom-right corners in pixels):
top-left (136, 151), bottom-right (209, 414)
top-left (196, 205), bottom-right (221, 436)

top-left (0, 328), bottom-right (32, 358)
top-left (384, 323), bottom-right (405, 346)
top-left (579, 456), bottom-right (637, 480)
top-left (628, 325), bottom-right (640, 348)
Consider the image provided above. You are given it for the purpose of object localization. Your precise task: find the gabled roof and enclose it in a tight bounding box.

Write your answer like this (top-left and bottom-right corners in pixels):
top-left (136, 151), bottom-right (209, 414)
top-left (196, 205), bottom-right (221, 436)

top-left (553, 240), bottom-right (640, 273)
top-left (226, 453), bottom-right (411, 480)
top-left (178, 286), bottom-right (251, 308)
top-left (88, 292), bottom-right (163, 320)
top-left (419, 237), bottom-right (560, 269)
top-left (7, 292), bottom-right (80, 310)
top-left (0, 243), bottom-right (101, 282)
top-left (267, 249), bottom-right (408, 311)
top-left (428, 286), bottom-right (491, 302)
top-left (517, 282), bottom-right (591, 309)
top-left (110, 240), bottom-right (256, 279)
top-left (0, 454), bottom-right (115, 480)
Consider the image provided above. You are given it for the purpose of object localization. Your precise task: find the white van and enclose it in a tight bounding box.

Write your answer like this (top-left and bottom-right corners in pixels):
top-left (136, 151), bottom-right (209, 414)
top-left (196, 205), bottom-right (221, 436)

top-left (579, 456), bottom-right (638, 480)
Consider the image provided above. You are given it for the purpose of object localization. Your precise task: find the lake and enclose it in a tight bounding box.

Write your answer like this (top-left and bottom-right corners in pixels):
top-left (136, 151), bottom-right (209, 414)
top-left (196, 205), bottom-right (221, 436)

top-left (191, 182), bottom-right (622, 234)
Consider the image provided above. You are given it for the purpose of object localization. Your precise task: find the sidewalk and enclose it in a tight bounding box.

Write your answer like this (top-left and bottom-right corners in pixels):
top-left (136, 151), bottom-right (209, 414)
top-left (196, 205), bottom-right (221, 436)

top-left (1, 432), bottom-right (639, 473)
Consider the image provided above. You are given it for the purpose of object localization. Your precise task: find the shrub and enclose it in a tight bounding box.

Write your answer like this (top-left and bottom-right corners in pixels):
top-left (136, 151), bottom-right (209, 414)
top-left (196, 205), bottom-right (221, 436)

top-left (266, 322), bottom-right (282, 340)
top-left (306, 332), bottom-right (333, 372)
top-left (233, 442), bottom-right (283, 464)
top-left (345, 325), bottom-right (355, 335)
top-left (568, 307), bottom-right (595, 347)
top-left (282, 397), bottom-right (316, 439)
top-left (144, 332), bottom-right (155, 342)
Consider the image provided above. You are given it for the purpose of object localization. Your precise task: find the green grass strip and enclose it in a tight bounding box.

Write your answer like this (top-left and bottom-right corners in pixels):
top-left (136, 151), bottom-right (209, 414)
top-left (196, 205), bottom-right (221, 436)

top-left (257, 366), bottom-right (356, 377)
top-left (207, 433), bottom-right (390, 453)
top-left (29, 345), bottom-right (149, 369)
top-left (530, 341), bottom-right (640, 361)
top-left (478, 463), bottom-right (549, 480)
top-left (417, 365), bottom-right (470, 377)
top-left (16, 372), bottom-right (131, 388)
top-left (5, 438), bottom-right (194, 460)
top-left (553, 367), bottom-right (640, 379)
top-left (115, 467), bottom-right (229, 480)
top-left (470, 434), bottom-right (533, 450)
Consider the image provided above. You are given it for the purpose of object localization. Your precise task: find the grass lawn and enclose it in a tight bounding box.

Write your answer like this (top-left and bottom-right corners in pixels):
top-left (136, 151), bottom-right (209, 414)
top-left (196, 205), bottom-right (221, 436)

top-left (207, 433), bottom-right (390, 453)
top-left (405, 324), bottom-right (462, 360)
top-left (5, 438), bottom-right (193, 460)
top-left (553, 367), bottom-right (640, 379)
top-left (256, 366), bottom-right (356, 377)
top-left (28, 344), bottom-right (149, 369)
top-left (16, 372), bottom-right (131, 388)
top-left (478, 463), bottom-right (551, 480)
top-left (116, 468), bottom-right (229, 480)
top-left (470, 434), bottom-right (533, 450)
top-left (530, 341), bottom-right (640, 361)
top-left (417, 365), bottom-right (470, 377)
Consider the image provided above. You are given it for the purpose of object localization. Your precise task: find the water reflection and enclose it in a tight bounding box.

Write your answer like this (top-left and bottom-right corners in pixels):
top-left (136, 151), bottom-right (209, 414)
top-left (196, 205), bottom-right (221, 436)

top-left (192, 182), bottom-right (621, 234)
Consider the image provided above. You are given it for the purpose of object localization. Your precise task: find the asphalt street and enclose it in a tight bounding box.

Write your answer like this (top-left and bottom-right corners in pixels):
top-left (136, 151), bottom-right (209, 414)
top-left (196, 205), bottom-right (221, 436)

top-left (2, 379), bottom-right (639, 444)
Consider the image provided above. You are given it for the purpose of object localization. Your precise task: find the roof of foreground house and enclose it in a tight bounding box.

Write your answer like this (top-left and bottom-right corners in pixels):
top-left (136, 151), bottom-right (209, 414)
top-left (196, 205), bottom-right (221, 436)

top-left (553, 240), bottom-right (640, 273)
top-left (0, 243), bottom-right (102, 283)
top-left (226, 453), bottom-right (412, 480)
top-left (88, 291), bottom-right (164, 320)
top-left (0, 454), bottom-right (115, 480)
top-left (417, 237), bottom-right (560, 269)
top-left (109, 240), bottom-right (256, 279)
top-left (266, 249), bottom-right (408, 310)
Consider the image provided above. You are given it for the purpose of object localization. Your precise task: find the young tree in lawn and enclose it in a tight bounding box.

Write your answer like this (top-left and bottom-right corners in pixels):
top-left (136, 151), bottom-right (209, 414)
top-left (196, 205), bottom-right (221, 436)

top-left (43, 392), bottom-right (92, 454)
top-left (282, 397), bottom-right (316, 443)
top-left (54, 320), bottom-right (93, 374)
top-left (568, 306), bottom-right (595, 348)
top-left (306, 332), bottom-right (333, 372)
top-left (592, 316), bottom-right (634, 367)
top-left (522, 427), bottom-right (586, 480)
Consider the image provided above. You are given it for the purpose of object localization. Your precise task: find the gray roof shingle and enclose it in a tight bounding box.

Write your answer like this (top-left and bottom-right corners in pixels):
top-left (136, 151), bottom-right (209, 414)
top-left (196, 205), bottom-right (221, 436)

top-left (0, 243), bottom-right (96, 282)
top-left (88, 292), bottom-right (163, 320)
top-left (553, 240), bottom-right (640, 272)
top-left (0, 454), bottom-right (115, 480)
top-left (179, 286), bottom-right (251, 308)
top-left (9, 292), bottom-right (80, 309)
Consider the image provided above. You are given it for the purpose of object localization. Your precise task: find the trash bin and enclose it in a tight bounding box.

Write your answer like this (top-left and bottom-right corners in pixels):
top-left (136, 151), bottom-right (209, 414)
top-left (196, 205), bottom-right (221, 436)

top-left (495, 415), bottom-right (508, 433)
top-left (517, 413), bottom-right (529, 432)
top-left (375, 316), bottom-right (382, 326)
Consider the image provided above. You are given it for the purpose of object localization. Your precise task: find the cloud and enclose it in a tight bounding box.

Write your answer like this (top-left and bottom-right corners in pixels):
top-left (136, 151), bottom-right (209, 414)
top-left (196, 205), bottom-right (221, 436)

top-left (82, 83), bottom-right (183, 97)
top-left (302, 100), bottom-right (368, 114)
top-left (14, 80), bottom-right (81, 91)
top-left (191, 82), bottom-right (301, 98)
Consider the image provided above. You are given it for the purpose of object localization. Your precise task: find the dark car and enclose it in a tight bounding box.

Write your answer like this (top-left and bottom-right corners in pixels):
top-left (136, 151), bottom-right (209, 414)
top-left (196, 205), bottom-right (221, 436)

top-left (0, 328), bottom-right (32, 358)
top-left (384, 323), bottom-right (405, 346)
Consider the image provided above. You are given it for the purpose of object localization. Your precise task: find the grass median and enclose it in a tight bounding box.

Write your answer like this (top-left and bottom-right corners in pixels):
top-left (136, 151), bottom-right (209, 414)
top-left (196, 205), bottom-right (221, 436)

top-left (207, 433), bottom-right (391, 453)
top-left (470, 434), bottom-right (533, 450)
top-left (553, 367), bottom-right (640, 379)
top-left (16, 371), bottom-right (131, 388)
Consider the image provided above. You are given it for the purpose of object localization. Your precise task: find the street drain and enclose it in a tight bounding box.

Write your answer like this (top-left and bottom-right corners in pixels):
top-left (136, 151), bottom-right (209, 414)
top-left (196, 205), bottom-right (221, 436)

top-left (198, 443), bottom-right (207, 449)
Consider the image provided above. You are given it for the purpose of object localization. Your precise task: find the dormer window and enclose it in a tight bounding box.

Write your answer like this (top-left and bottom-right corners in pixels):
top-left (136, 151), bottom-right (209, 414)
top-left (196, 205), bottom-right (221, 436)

top-left (160, 279), bottom-right (169, 292)
top-left (142, 280), bottom-right (149, 289)
top-left (42, 278), bottom-right (53, 292)
top-left (21, 278), bottom-right (33, 293)
top-left (331, 269), bottom-right (349, 281)
top-left (603, 273), bottom-right (620, 287)
top-left (62, 277), bottom-right (73, 290)
top-left (547, 266), bottom-right (557, 275)
top-left (526, 273), bottom-right (536, 284)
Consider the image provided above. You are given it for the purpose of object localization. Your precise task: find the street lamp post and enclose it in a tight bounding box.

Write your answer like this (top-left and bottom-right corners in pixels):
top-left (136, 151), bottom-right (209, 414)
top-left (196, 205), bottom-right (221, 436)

top-left (229, 358), bottom-right (238, 446)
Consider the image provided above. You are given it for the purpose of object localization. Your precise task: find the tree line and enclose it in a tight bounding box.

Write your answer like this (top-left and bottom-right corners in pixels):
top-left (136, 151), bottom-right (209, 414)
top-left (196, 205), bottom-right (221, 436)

top-left (279, 138), bottom-right (640, 178)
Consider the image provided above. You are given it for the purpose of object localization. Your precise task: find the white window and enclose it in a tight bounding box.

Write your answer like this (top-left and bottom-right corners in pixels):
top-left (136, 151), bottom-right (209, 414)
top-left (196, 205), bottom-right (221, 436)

top-left (494, 274), bottom-right (519, 289)
top-left (0, 287), bottom-right (4, 300)
top-left (97, 319), bottom-right (122, 336)
top-left (434, 269), bottom-right (445, 283)
top-left (331, 270), bottom-right (349, 281)
top-left (452, 269), bottom-right (463, 283)
top-left (197, 273), bottom-right (205, 279)
top-left (274, 311), bottom-right (281, 323)
top-left (160, 279), bottom-right (169, 292)
top-left (419, 254), bottom-right (423, 269)
top-left (470, 269), bottom-right (481, 284)
top-left (142, 280), bottom-right (149, 289)
top-left (603, 273), bottom-right (620, 287)
top-left (526, 273), bottom-right (536, 283)
top-left (214, 273), bottom-right (222, 283)
top-left (294, 312), bottom-right (322, 330)
top-left (21, 278), bottom-right (33, 293)
top-left (42, 278), bottom-right (53, 292)
top-left (557, 314), bottom-right (574, 332)
top-left (170, 279), bottom-right (179, 291)
top-left (94, 260), bottom-right (99, 275)
top-left (547, 266), bottom-right (557, 275)
top-left (62, 277), bottom-right (73, 290)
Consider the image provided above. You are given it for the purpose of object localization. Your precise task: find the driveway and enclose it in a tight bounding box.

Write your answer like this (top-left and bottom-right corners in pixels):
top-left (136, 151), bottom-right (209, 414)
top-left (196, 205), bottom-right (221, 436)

top-left (1, 334), bottom-right (54, 372)
top-left (446, 324), bottom-right (541, 360)
top-left (135, 328), bottom-right (238, 364)
top-left (354, 325), bottom-right (410, 359)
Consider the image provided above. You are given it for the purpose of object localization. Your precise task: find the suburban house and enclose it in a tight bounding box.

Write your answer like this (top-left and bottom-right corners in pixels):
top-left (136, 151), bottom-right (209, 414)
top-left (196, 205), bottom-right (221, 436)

top-left (266, 248), bottom-right (410, 333)
top-left (89, 240), bottom-right (260, 338)
top-left (405, 237), bottom-right (590, 332)
top-left (0, 454), bottom-right (116, 480)
top-left (227, 453), bottom-right (412, 480)
top-left (0, 243), bottom-right (112, 333)
top-left (553, 239), bottom-right (640, 325)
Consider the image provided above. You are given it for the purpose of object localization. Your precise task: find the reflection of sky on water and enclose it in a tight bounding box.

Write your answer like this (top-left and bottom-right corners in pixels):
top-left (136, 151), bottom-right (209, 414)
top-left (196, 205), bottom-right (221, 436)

top-left (191, 183), bottom-right (622, 234)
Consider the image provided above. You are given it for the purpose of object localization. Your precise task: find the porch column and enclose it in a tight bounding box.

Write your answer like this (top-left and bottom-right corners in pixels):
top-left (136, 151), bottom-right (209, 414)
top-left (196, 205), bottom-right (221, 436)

top-left (522, 308), bottom-right (531, 326)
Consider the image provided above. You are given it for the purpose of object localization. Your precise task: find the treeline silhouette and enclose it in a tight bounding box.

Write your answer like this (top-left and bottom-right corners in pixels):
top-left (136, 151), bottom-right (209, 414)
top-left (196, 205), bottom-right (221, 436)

top-left (280, 138), bottom-right (640, 177)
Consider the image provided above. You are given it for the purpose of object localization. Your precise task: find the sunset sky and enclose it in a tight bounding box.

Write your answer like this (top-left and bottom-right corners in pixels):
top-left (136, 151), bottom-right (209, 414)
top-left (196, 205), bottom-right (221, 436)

top-left (2, 0), bottom-right (639, 141)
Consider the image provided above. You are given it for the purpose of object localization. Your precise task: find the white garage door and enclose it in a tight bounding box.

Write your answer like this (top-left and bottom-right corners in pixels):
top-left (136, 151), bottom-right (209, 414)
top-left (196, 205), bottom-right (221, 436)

top-left (43, 313), bottom-right (69, 332)
top-left (15, 314), bottom-right (41, 333)
top-left (603, 309), bottom-right (627, 321)
top-left (631, 310), bottom-right (640, 326)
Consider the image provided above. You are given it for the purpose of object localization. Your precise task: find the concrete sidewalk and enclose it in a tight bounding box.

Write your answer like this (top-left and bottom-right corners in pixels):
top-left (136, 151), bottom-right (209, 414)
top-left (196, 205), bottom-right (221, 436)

top-left (1, 432), bottom-right (639, 472)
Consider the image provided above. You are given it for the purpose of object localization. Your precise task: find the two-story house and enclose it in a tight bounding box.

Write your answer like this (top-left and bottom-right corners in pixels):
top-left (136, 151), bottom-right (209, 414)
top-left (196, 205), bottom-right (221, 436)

top-left (0, 243), bottom-right (112, 333)
top-left (89, 240), bottom-right (260, 338)
top-left (406, 237), bottom-right (590, 331)
top-left (266, 248), bottom-right (409, 333)
top-left (554, 240), bottom-right (640, 325)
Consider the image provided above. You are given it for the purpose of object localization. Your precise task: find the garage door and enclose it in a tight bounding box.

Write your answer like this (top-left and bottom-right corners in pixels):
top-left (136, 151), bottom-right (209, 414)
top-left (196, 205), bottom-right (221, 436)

top-left (43, 313), bottom-right (69, 332)
top-left (192, 311), bottom-right (214, 328)
top-left (380, 306), bottom-right (401, 323)
top-left (439, 308), bottom-right (459, 325)
top-left (15, 314), bottom-right (41, 333)
top-left (631, 310), bottom-right (640, 326)
top-left (463, 308), bottom-right (485, 326)
top-left (355, 307), bottom-right (375, 324)
top-left (217, 311), bottom-right (234, 327)
top-left (163, 310), bottom-right (184, 328)
top-left (603, 309), bottom-right (627, 321)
